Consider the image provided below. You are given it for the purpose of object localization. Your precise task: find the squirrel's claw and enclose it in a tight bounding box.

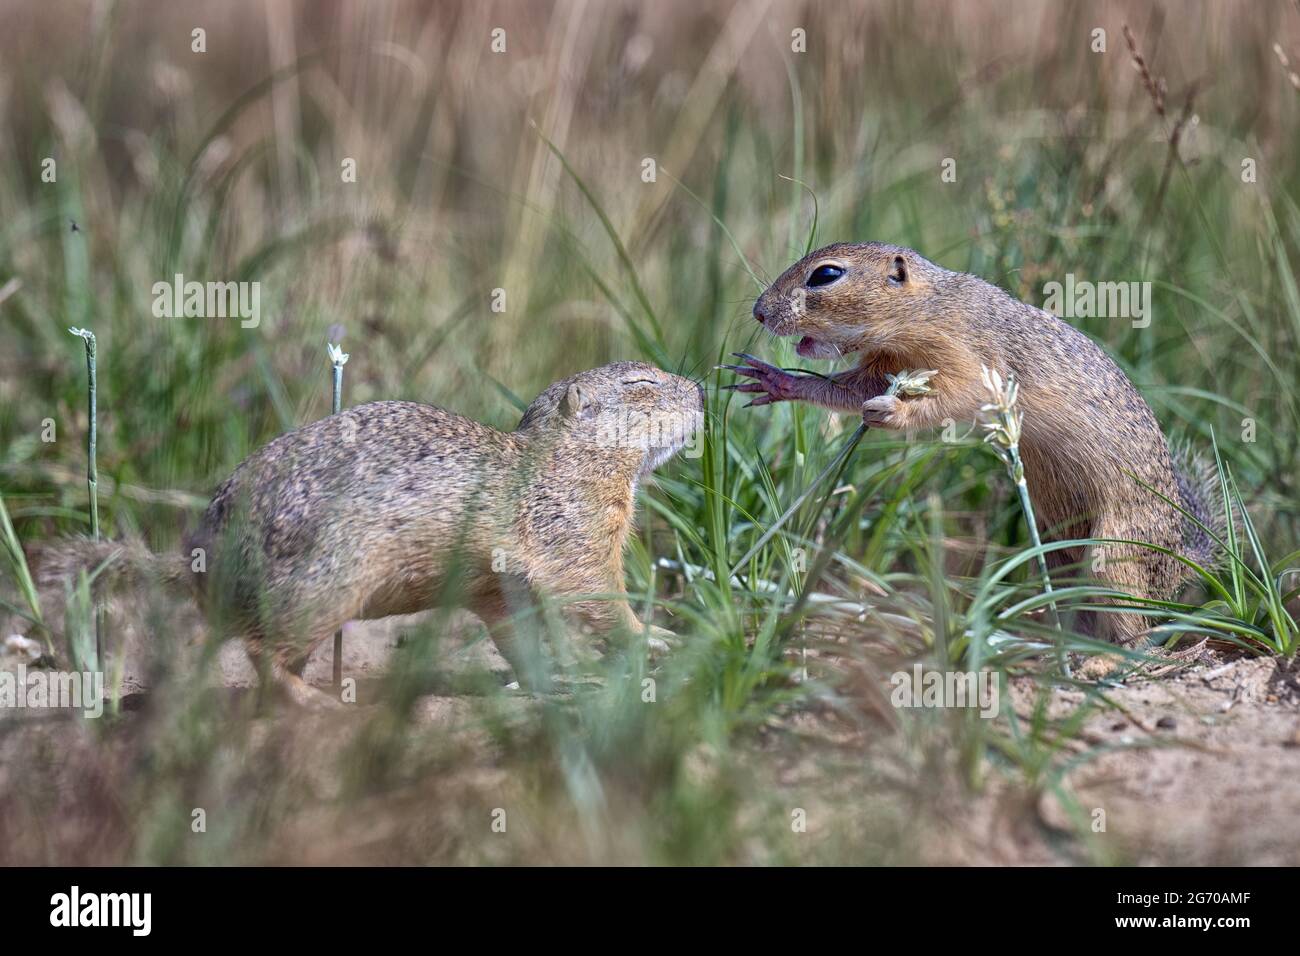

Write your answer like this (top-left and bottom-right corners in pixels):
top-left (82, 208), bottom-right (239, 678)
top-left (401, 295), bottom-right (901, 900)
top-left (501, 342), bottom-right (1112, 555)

top-left (728, 354), bottom-right (821, 380)
top-left (731, 352), bottom-right (783, 374)
top-left (717, 364), bottom-right (760, 378)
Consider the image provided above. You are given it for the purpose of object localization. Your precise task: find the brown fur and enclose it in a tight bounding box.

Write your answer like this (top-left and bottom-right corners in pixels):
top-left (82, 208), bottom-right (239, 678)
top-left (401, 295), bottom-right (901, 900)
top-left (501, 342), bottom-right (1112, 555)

top-left (732, 241), bottom-right (1220, 649)
top-left (34, 362), bottom-right (703, 705)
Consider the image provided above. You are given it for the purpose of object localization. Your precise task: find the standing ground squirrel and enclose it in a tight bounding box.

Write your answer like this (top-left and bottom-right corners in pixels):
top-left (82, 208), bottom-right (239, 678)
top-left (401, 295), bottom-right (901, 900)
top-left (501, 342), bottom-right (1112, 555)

top-left (729, 241), bottom-right (1220, 648)
top-left (36, 362), bottom-right (704, 706)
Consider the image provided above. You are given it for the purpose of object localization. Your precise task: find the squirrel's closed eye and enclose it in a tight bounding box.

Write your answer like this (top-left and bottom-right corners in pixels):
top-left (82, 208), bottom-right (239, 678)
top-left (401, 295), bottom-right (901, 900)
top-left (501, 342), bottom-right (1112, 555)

top-left (622, 379), bottom-right (657, 386)
top-left (807, 264), bottom-right (845, 287)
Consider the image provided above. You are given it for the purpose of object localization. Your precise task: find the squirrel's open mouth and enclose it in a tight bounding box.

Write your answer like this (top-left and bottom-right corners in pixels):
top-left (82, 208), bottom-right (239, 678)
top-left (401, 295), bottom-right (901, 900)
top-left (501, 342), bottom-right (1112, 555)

top-left (795, 336), bottom-right (844, 360)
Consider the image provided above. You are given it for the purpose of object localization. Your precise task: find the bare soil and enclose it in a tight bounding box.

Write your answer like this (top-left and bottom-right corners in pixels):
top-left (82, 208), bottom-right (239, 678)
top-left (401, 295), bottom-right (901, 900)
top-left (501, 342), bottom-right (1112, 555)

top-left (3, 604), bottom-right (1298, 865)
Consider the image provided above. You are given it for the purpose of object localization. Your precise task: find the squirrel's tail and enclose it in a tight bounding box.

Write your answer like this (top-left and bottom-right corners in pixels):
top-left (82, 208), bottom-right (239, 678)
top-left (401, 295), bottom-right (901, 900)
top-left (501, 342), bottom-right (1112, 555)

top-left (1170, 441), bottom-right (1227, 570)
top-left (28, 535), bottom-right (193, 597)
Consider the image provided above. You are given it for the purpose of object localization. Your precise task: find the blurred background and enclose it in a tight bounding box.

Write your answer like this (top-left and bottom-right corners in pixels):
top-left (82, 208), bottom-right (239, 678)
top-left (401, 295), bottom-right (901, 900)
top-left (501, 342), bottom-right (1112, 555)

top-left (1, 0), bottom-right (1298, 865)
top-left (2, 0), bottom-right (1296, 503)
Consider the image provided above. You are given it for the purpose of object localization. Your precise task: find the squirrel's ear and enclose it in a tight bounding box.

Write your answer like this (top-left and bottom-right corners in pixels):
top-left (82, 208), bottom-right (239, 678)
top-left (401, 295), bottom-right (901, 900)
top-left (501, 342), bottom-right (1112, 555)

top-left (889, 255), bottom-right (908, 284)
top-left (561, 383), bottom-right (596, 419)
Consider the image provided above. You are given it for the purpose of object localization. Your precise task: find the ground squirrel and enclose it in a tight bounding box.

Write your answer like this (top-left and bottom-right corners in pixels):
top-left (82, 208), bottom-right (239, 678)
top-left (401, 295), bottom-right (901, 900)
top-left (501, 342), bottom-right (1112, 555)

top-left (36, 362), bottom-right (704, 706)
top-left (728, 241), bottom-right (1220, 648)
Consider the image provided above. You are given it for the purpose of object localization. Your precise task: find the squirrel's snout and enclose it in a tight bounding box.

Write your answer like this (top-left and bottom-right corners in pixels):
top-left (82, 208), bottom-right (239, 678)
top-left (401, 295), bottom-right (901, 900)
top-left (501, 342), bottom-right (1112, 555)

top-left (752, 304), bottom-right (767, 325)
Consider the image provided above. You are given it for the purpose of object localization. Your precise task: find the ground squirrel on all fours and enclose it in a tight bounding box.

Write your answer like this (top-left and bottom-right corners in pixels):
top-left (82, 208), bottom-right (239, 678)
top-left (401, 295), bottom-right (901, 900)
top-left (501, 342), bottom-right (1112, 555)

top-left (35, 362), bottom-right (704, 707)
top-left (728, 241), bottom-right (1222, 649)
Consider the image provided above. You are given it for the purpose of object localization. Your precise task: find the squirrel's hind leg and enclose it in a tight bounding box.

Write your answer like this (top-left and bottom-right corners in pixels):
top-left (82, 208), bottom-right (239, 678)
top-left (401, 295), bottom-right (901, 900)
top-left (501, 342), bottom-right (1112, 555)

top-left (1075, 534), bottom-right (1161, 679)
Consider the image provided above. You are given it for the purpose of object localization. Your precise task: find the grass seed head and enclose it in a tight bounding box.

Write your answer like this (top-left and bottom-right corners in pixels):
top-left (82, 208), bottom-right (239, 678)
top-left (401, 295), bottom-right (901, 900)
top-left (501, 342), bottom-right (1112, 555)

top-left (885, 368), bottom-right (938, 397)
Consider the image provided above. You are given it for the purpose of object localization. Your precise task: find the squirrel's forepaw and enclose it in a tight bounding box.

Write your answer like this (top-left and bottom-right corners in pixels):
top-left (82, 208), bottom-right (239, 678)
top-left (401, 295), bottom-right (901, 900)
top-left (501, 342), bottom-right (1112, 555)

top-left (861, 394), bottom-right (905, 429)
top-left (720, 353), bottom-right (806, 407)
top-left (1075, 653), bottom-right (1124, 682)
top-left (646, 625), bottom-right (678, 660)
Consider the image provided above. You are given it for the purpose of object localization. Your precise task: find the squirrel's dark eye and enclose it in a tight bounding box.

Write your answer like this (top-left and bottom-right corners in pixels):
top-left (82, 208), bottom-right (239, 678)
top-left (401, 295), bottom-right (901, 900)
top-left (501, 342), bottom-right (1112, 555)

top-left (807, 264), bottom-right (845, 288)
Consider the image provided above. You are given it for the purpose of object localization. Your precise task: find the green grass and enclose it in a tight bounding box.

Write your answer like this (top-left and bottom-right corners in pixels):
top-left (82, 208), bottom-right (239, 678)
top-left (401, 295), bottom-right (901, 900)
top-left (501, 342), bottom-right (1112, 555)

top-left (0, 2), bottom-right (1297, 865)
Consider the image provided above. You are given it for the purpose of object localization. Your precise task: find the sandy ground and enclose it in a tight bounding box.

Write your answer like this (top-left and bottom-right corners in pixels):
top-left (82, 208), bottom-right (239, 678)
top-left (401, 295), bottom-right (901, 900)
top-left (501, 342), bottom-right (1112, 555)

top-left (3, 603), bottom-right (1298, 865)
top-left (1041, 655), bottom-right (1300, 864)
